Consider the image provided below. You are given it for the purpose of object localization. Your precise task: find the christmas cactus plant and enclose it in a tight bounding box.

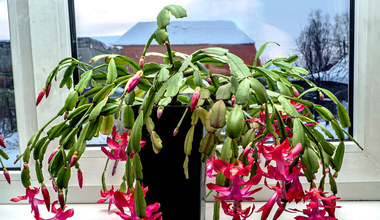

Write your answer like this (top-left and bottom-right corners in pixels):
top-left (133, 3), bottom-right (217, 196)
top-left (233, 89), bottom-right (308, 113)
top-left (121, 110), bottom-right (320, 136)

top-left (7, 4), bottom-right (362, 220)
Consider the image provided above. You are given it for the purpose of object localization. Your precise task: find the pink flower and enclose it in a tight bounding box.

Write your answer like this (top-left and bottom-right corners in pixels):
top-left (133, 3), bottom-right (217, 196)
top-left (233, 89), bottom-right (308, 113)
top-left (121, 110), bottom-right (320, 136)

top-left (207, 173), bottom-right (262, 203)
top-left (285, 166), bottom-right (305, 203)
top-left (3, 168), bottom-right (10, 184)
top-left (42, 201), bottom-right (74, 220)
top-left (101, 128), bottom-right (146, 161)
top-left (115, 202), bottom-right (162, 220)
top-left (295, 188), bottom-right (340, 220)
top-left (206, 154), bottom-right (217, 178)
top-left (36, 89), bottom-right (46, 106)
top-left (190, 89), bottom-right (200, 112)
top-left (212, 154), bottom-right (254, 180)
top-left (221, 200), bottom-right (254, 220)
top-left (97, 186), bottom-right (129, 213)
top-left (257, 182), bottom-right (294, 220)
top-left (11, 186), bottom-right (45, 219)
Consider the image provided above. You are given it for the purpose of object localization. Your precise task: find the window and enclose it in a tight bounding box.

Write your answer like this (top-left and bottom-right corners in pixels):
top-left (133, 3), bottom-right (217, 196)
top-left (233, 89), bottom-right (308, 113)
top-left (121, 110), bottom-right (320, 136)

top-left (1, 0), bottom-right (379, 206)
top-left (0, 0), bottom-right (18, 169)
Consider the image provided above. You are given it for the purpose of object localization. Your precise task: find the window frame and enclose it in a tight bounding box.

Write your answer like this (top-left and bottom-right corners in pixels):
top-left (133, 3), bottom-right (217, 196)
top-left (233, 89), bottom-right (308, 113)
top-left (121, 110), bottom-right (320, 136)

top-left (1, 0), bottom-right (380, 206)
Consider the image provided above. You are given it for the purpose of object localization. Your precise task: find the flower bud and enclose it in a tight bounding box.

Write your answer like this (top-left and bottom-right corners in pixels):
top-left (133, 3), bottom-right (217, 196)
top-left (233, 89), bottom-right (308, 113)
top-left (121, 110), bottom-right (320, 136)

top-left (41, 183), bottom-right (50, 211)
top-left (190, 87), bottom-right (201, 112)
top-left (231, 95), bottom-right (236, 106)
top-left (0, 136), bottom-right (6, 148)
top-left (23, 162), bottom-right (28, 170)
top-left (319, 91), bottom-right (324, 102)
top-left (164, 40), bottom-right (169, 46)
top-left (127, 70), bottom-right (143, 93)
top-left (293, 87), bottom-right (299, 97)
top-left (45, 84), bottom-right (51, 98)
top-left (139, 56), bottom-right (145, 69)
top-left (157, 106), bottom-right (164, 119)
top-left (89, 60), bottom-right (93, 65)
top-left (48, 146), bottom-right (60, 164)
top-left (36, 89), bottom-right (46, 106)
top-left (3, 168), bottom-right (10, 184)
top-left (77, 168), bottom-right (83, 189)
top-left (58, 189), bottom-right (65, 210)
top-left (69, 151), bottom-right (78, 168)
top-left (52, 179), bottom-right (58, 192)
top-left (64, 111), bottom-right (68, 120)
top-left (207, 77), bottom-right (212, 85)
top-left (173, 127), bottom-right (179, 137)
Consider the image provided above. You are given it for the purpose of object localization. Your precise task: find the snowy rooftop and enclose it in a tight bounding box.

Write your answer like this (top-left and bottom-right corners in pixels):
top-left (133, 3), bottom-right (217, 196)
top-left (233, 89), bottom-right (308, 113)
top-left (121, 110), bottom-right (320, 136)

top-left (114, 20), bottom-right (254, 46)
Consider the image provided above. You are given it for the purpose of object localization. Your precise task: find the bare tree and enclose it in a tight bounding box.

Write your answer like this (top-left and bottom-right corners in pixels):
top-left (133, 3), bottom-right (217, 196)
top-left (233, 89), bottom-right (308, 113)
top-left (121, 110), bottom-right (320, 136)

top-left (295, 10), bottom-right (333, 85)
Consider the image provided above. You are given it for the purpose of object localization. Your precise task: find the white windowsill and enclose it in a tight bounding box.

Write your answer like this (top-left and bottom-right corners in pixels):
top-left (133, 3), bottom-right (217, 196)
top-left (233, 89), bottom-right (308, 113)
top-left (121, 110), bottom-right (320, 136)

top-left (0, 201), bottom-right (379, 219)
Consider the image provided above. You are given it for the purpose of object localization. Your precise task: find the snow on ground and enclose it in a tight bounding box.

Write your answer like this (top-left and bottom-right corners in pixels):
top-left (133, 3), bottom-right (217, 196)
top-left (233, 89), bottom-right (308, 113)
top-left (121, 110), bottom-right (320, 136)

top-left (2, 132), bottom-right (20, 169)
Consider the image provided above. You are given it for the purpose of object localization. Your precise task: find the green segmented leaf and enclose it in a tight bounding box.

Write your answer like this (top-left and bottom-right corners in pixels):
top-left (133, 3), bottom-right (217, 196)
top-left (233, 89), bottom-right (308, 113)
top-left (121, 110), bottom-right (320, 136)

top-left (35, 160), bottom-right (44, 183)
top-left (227, 53), bottom-right (251, 78)
top-left (250, 78), bottom-right (268, 104)
top-left (302, 148), bottom-right (320, 174)
top-left (106, 58), bottom-right (117, 84)
top-left (142, 62), bottom-right (161, 75)
top-left (0, 148), bottom-right (9, 160)
top-left (277, 81), bottom-right (292, 96)
top-left (331, 120), bottom-right (345, 141)
top-left (127, 112), bottom-right (144, 153)
top-left (157, 5), bottom-right (187, 29)
top-left (92, 84), bottom-right (114, 104)
top-left (254, 67), bottom-right (280, 81)
top-left (126, 157), bottom-right (134, 188)
top-left (89, 97), bottom-right (108, 122)
top-left (21, 166), bottom-right (31, 187)
top-left (99, 115), bottom-right (114, 135)
top-left (33, 136), bottom-right (48, 160)
top-left (134, 180), bottom-right (147, 218)
top-left (235, 79), bottom-right (251, 105)
top-left (114, 56), bottom-right (140, 72)
top-left (216, 83), bottom-right (232, 100)
top-left (334, 141), bottom-right (345, 172)
top-left (165, 72), bottom-right (183, 97)
top-left (198, 47), bottom-right (228, 56)
top-left (320, 88), bottom-right (339, 104)
top-left (64, 91), bottom-right (79, 111)
top-left (278, 96), bottom-right (299, 118)
top-left (133, 154), bottom-right (143, 180)
top-left (253, 41), bottom-right (279, 67)
top-left (158, 68), bottom-right (169, 82)
top-left (75, 70), bottom-right (92, 93)
top-left (337, 103), bottom-right (351, 128)
top-left (293, 118), bottom-right (305, 147)
top-left (314, 105), bottom-right (334, 121)
top-left (329, 172), bottom-right (338, 194)
top-left (153, 28), bottom-right (168, 45)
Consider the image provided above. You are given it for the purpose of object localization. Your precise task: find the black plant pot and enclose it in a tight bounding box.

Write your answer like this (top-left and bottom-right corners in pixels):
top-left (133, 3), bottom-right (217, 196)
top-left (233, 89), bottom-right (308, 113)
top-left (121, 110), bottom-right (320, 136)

top-left (139, 106), bottom-right (203, 220)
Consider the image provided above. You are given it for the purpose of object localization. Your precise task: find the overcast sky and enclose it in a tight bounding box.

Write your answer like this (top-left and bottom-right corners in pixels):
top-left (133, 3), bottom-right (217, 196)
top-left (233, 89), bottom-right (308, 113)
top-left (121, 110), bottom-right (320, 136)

top-left (0, 0), bottom-right (348, 57)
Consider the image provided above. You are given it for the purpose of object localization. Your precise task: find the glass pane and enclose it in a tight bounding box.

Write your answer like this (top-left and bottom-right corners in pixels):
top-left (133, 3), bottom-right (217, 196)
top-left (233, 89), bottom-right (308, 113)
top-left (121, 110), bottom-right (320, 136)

top-left (73, 0), bottom-right (350, 141)
top-left (0, 0), bottom-right (19, 169)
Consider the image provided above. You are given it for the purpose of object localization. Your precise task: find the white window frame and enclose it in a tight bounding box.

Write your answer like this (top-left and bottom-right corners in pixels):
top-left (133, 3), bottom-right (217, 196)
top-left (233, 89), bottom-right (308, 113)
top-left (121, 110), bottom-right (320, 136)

top-left (1, 0), bottom-right (380, 206)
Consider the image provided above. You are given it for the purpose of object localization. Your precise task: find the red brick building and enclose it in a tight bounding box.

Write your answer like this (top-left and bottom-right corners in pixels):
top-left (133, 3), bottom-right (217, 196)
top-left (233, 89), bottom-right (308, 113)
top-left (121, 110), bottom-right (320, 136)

top-left (114, 21), bottom-right (260, 75)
